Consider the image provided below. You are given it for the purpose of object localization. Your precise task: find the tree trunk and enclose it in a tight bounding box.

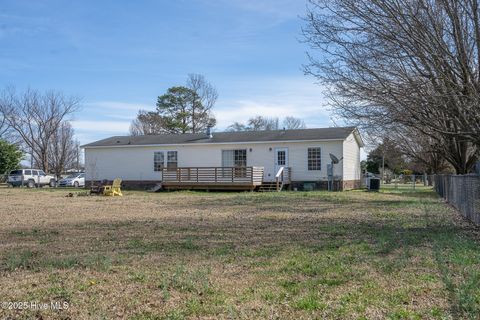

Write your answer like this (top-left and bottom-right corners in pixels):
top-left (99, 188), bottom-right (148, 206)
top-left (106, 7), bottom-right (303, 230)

top-left (41, 152), bottom-right (49, 173)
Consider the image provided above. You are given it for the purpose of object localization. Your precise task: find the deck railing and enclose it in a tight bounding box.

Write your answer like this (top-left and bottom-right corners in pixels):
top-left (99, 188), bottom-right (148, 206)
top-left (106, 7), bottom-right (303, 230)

top-left (162, 166), bottom-right (264, 185)
top-left (275, 167), bottom-right (292, 191)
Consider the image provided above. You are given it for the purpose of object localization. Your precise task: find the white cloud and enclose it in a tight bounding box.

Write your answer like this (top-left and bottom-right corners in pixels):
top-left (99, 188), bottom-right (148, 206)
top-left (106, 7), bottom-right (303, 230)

top-left (71, 120), bottom-right (130, 133)
top-left (0, 13), bottom-right (49, 39)
top-left (83, 101), bottom-right (153, 111)
top-left (73, 101), bottom-right (154, 145)
top-left (213, 76), bottom-right (334, 129)
top-left (103, 113), bottom-right (140, 120)
top-left (214, 100), bottom-right (329, 128)
top-left (74, 77), bottom-right (341, 145)
top-left (202, 0), bottom-right (304, 21)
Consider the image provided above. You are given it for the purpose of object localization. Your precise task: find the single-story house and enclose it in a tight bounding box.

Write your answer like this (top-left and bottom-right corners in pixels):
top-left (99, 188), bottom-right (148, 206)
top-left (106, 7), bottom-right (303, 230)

top-left (82, 126), bottom-right (363, 191)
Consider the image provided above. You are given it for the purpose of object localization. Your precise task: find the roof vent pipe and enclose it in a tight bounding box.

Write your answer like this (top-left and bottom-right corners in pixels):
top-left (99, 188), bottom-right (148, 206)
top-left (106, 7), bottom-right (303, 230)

top-left (206, 125), bottom-right (213, 139)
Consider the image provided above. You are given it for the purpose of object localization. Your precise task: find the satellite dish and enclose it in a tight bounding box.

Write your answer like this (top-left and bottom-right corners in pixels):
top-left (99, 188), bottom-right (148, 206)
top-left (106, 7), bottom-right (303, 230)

top-left (329, 153), bottom-right (340, 164)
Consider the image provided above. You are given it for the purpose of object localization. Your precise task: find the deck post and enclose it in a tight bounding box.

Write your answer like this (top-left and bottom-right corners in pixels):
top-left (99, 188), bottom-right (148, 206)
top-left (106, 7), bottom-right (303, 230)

top-left (215, 168), bottom-right (217, 182)
top-left (196, 168), bottom-right (199, 182)
top-left (232, 167), bottom-right (234, 182)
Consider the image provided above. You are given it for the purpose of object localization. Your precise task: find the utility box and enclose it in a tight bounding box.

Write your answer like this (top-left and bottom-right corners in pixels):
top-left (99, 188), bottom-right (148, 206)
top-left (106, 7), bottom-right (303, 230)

top-left (369, 178), bottom-right (380, 191)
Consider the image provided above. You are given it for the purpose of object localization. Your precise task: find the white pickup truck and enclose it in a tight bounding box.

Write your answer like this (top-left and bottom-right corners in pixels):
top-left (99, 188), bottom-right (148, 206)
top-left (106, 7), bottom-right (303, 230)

top-left (8, 169), bottom-right (57, 188)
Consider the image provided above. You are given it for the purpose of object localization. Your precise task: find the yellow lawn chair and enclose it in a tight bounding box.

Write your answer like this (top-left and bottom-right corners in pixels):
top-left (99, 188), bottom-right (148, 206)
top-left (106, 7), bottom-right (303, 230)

top-left (103, 178), bottom-right (123, 196)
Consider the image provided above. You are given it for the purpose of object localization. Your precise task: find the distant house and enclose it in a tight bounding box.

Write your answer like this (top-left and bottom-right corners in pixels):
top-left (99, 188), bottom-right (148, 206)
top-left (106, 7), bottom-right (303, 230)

top-left (82, 127), bottom-right (363, 191)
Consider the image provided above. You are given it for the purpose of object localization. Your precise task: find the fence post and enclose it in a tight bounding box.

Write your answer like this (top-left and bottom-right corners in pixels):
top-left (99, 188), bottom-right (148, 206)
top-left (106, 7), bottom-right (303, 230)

top-left (412, 174), bottom-right (415, 190)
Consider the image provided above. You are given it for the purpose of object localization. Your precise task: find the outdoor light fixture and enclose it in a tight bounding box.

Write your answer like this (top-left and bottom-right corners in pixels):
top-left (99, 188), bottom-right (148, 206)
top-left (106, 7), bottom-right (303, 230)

top-left (269, 147), bottom-right (272, 151)
top-left (249, 148), bottom-right (252, 152)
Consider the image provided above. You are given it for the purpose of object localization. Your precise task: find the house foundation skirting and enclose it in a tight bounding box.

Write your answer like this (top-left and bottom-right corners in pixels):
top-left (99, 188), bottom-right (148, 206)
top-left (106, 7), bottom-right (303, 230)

top-left (342, 179), bottom-right (361, 190)
top-left (86, 180), bottom-right (159, 190)
top-left (86, 179), bottom-right (361, 191)
top-left (290, 180), bottom-right (361, 191)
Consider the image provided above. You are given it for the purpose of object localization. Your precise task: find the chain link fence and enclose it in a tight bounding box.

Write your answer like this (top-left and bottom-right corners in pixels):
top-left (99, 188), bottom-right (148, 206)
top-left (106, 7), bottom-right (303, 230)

top-left (361, 174), bottom-right (434, 190)
top-left (384, 174), bottom-right (432, 190)
top-left (434, 174), bottom-right (480, 225)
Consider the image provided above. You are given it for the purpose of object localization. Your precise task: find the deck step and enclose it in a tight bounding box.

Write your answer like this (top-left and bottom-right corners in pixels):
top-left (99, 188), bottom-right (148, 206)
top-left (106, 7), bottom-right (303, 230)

top-left (258, 182), bottom-right (281, 192)
top-left (147, 183), bottom-right (163, 192)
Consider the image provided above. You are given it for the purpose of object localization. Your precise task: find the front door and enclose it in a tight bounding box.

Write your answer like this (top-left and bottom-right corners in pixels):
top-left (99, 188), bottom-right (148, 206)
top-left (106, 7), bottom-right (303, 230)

top-left (274, 147), bottom-right (288, 176)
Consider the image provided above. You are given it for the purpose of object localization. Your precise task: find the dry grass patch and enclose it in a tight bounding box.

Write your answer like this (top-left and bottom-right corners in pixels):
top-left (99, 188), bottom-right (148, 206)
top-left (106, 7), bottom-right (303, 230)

top-left (0, 187), bottom-right (479, 319)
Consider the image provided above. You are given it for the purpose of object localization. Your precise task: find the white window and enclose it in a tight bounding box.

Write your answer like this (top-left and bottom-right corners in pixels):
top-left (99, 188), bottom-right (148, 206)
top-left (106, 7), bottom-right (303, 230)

top-left (154, 151), bottom-right (178, 171)
top-left (222, 149), bottom-right (247, 167)
top-left (167, 151), bottom-right (178, 169)
top-left (222, 149), bottom-right (247, 178)
top-left (277, 150), bottom-right (286, 166)
top-left (308, 147), bottom-right (321, 170)
top-left (154, 152), bottom-right (164, 171)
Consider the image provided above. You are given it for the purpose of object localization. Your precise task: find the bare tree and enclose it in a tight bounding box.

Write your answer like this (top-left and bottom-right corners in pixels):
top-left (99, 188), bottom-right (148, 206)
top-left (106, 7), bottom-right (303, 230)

top-left (228, 116), bottom-right (307, 131)
top-left (186, 74), bottom-right (218, 133)
top-left (387, 127), bottom-right (452, 174)
top-left (248, 116), bottom-right (279, 131)
top-left (226, 122), bottom-right (249, 132)
top-left (48, 121), bottom-right (79, 179)
top-left (187, 74), bottom-right (218, 133)
top-left (0, 96), bottom-right (17, 143)
top-left (303, 0), bottom-right (480, 173)
top-left (283, 116), bottom-right (306, 129)
top-left (0, 114), bottom-right (10, 140)
top-left (0, 87), bottom-right (80, 172)
top-left (130, 74), bottom-right (217, 136)
top-left (129, 110), bottom-right (169, 136)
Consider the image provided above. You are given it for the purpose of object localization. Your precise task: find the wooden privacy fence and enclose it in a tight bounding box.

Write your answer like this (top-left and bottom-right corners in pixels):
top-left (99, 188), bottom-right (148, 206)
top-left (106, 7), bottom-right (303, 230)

top-left (434, 174), bottom-right (480, 225)
top-left (162, 166), bottom-right (264, 185)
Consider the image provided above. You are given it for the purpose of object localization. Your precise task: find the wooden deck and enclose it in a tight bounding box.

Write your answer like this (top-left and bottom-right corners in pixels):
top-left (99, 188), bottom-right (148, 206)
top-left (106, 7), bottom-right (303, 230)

top-left (161, 167), bottom-right (265, 191)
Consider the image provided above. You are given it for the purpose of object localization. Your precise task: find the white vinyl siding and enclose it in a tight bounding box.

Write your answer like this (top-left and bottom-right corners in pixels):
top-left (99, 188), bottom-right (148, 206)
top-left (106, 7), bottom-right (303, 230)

top-left (85, 140), bottom-right (349, 182)
top-left (342, 132), bottom-right (361, 181)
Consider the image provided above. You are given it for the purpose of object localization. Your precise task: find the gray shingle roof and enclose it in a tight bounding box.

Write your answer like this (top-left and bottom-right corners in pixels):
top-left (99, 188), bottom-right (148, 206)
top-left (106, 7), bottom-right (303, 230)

top-left (81, 127), bottom-right (360, 148)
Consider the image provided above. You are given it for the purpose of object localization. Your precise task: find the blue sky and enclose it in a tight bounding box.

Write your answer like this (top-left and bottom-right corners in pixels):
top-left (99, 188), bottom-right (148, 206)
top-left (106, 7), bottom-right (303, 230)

top-left (1, 0), bottom-right (336, 145)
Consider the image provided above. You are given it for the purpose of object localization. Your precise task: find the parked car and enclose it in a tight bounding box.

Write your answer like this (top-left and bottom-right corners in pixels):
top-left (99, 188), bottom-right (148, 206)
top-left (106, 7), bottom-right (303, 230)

top-left (58, 173), bottom-right (85, 188)
top-left (7, 169), bottom-right (56, 188)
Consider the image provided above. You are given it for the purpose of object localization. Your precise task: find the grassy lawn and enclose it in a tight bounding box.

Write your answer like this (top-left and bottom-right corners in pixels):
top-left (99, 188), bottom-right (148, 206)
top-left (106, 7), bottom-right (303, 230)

top-left (1, 187), bottom-right (480, 319)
